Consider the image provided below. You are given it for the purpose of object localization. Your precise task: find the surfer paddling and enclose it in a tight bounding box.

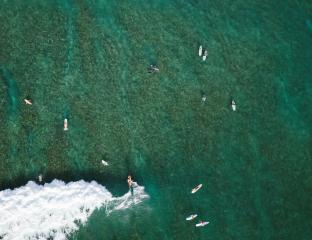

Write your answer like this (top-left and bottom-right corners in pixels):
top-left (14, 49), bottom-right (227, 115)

top-left (201, 92), bottom-right (207, 102)
top-left (148, 64), bottom-right (159, 73)
top-left (191, 184), bottom-right (202, 194)
top-left (24, 98), bottom-right (32, 105)
top-left (202, 49), bottom-right (208, 61)
top-left (198, 45), bottom-right (203, 56)
top-left (101, 160), bottom-right (109, 166)
top-left (64, 118), bottom-right (68, 131)
top-left (186, 214), bottom-right (198, 221)
top-left (231, 99), bottom-right (236, 111)
top-left (196, 220), bottom-right (209, 227)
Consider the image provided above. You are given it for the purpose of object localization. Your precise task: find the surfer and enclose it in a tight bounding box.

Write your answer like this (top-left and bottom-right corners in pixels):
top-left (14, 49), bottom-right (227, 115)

top-left (201, 93), bottom-right (207, 102)
top-left (191, 184), bottom-right (202, 194)
top-left (186, 214), bottom-right (198, 221)
top-left (231, 99), bottom-right (236, 111)
top-left (201, 91), bottom-right (207, 102)
top-left (24, 98), bottom-right (32, 105)
top-left (148, 65), bottom-right (159, 73)
top-left (101, 160), bottom-right (109, 166)
top-left (198, 45), bottom-right (203, 56)
top-left (127, 175), bottom-right (133, 188)
top-left (127, 175), bottom-right (134, 195)
top-left (64, 118), bottom-right (68, 131)
top-left (202, 50), bottom-right (208, 61)
top-left (196, 220), bottom-right (209, 227)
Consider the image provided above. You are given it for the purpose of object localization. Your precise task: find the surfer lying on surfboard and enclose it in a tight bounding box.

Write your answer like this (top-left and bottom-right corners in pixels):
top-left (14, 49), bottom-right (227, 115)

top-left (64, 118), bottom-right (68, 131)
top-left (101, 160), bottom-right (109, 166)
top-left (186, 214), bottom-right (198, 221)
top-left (231, 99), bottom-right (236, 111)
top-left (24, 98), bottom-right (32, 105)
top-left (147, 65), bottom-right (159, 73)
top-left (199, 45), bottom-right (203, 56)
top-left (196, 220), bottom-right (209, 227)
top-left (191, 184), bottom-right (202, 194)
top-left (202, 50), bottom-right (208, 61)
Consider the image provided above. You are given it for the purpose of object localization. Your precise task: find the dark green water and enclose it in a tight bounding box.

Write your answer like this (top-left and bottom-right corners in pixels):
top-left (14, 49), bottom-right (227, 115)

top-left (1, 0), bottom-right (311, 239)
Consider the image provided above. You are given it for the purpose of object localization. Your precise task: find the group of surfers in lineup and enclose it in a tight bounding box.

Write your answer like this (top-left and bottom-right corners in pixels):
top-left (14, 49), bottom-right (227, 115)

top-left (24, 98), bottom-right (70, 130)
top-left (23, 45), bottom-right (236, 133)
top-left (187, 184), bottom-right (209, 227)
top-left (24, 45), bottom-right (234, 225)
top-left (199, 45), bottom-right (237, 111)
top-left (126, 176), bottom-right (209, 227)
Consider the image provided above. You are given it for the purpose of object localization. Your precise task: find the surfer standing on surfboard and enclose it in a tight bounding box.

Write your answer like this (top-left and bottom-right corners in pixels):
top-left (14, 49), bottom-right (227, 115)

top-left (127, 175), bottom-right (133, 188)
top-left (127, 175), bottom-right (134, 195)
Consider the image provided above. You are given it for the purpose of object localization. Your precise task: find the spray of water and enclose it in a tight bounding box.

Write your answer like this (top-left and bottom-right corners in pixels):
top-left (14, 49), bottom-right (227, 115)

top-left (0, 179), bottom-right (149, 240)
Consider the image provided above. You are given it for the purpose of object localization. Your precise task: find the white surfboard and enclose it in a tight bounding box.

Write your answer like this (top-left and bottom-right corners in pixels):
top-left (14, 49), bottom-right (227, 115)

top-left (101, 160), bottom-right (109, 166)
top-left (64, 118), bottom-right (68, 131)
top-left (191, 184), bottom-right (202, 194)
top-left (231, 100), bottom-right (236, 111)
top-left (196, 221), bottom-right (209, 227)
top-left (24, 99), bottom-right (32, 105)
top-left (198, 45), bottom-right (203, 56)
top-left (202, 50), bottom-right (208, 61)
top-left (186, 214), bottom-right (198, 221)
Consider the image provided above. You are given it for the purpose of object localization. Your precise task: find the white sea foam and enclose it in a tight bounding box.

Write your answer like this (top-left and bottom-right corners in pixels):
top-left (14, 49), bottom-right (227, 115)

top-left (0, 179), bottom-right (149, 240)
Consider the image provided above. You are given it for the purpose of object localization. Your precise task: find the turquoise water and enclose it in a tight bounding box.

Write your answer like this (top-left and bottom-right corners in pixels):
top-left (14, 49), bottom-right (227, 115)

top-left (0, 0), bottom-right (311, 239)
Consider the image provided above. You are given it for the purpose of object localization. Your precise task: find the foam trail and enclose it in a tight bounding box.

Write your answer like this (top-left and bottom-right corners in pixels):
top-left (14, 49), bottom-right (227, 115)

top-left (0, 180), bottom-right (149, 240)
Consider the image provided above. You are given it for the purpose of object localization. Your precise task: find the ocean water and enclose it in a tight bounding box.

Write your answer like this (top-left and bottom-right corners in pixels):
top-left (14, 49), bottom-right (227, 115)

top-left (0, 0), bottom-right (311, 239)
top-left (0, 180), bottom-right (149, 239)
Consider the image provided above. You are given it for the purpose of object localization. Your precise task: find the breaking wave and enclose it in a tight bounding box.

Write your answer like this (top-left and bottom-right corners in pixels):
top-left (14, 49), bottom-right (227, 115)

top-left (0, 179), bottom-right (149, 240)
